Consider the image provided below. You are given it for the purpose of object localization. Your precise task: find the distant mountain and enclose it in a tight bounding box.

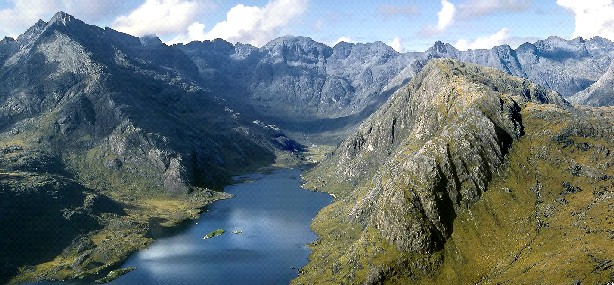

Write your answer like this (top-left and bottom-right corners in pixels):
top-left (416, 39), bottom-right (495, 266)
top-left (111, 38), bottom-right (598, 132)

top-left (569, 58), bottom-right (614, 106)
top-left (175, 35), bottom-right (614, 144)
top-left (425, 36), bottom-right (614, 99)
top-left (297, 59), bottom-right (614, 284)
top-left (177, 36), bottom-right (424, 144)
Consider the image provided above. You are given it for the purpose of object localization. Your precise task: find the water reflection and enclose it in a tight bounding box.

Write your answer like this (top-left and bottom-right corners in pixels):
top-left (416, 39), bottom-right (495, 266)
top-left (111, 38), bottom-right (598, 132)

top-left (109, 168), bottom-right (331, 285)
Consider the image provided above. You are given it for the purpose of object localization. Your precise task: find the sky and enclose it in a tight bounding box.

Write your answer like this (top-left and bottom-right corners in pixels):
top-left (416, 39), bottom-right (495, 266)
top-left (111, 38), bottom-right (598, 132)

top-left (0, 0), bottom-right (612, 52)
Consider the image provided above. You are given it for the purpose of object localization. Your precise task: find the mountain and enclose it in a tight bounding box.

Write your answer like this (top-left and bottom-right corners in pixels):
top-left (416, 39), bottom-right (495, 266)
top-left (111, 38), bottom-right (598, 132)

top-left (426, 36), bottom-right (614, 99)
top-left (174, 35), bottom-right (614, 145)
top-left (176, 37), bottom-right (424, 144)
top-left (570, 58), bottom-right (614, 106)
top-left (2, 11), bottom-right (614, 284)
top-left (297, 59), bottom-right (614, 284)
top-left (0, 12), bottom-right (299, 283)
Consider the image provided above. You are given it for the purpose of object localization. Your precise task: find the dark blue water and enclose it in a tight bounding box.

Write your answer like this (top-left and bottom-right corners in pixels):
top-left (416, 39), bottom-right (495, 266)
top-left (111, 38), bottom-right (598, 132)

top-left (105, 168), bottom-right (331, 285)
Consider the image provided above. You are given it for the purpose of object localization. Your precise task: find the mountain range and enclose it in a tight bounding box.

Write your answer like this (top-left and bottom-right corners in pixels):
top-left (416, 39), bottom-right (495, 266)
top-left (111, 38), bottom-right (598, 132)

top-left (0, 12), bottom-right (612, 284)
top-left (173, 33), bottom-right (614, 144)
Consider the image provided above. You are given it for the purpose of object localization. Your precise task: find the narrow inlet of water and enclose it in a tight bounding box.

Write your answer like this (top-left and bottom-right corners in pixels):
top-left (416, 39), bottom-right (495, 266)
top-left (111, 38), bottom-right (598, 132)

top-left (106, 168), bottom-right (331, 285)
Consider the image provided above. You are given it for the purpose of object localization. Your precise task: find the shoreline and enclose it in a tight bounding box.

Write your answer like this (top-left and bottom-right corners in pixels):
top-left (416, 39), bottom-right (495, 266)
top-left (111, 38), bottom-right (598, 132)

top-left (10, 155), bottom-right (323, 284)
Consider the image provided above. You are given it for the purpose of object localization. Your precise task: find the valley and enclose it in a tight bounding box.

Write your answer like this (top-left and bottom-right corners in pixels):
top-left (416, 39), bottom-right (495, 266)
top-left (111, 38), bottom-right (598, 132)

top-left (0, 11), bottom-right (612, 285)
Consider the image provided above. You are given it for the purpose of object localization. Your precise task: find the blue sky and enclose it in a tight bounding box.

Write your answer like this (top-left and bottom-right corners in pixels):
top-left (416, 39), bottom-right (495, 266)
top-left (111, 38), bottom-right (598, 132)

top-left (0, 0), bottom-right (612, 52)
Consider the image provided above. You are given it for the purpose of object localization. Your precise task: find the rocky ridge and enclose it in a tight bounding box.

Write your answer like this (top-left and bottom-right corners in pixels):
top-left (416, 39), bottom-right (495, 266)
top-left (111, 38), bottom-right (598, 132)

top-left (297, 59), bottom-right (613, 284)
top-left (1, 11), bottom-right (614, 284)
top-left (176, 35), bottom-right (614, 144)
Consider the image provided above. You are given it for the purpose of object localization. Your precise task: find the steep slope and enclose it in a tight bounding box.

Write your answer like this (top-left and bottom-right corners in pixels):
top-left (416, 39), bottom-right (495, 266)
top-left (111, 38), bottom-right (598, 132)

top-left (296, 59), bottom-right (613, 284)
top-left (570, 58), bottom-right (614, 106)
top-left (177, 37), bottom-right (423, 144)
top-left (175, 36), bottom-right (614, 146)
top-left (0, 12), bottom-right (298, 283)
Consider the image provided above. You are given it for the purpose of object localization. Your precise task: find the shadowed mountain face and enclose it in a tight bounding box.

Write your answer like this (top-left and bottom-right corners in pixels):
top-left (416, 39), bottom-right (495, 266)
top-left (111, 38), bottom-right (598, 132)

top-left (570, 58), bottom-right (614, 106)
top-left (0, 12), bottom-right (296, 283)
top-left (177, 37), bottom-right (425, 144)
top-left (175, 35), bottom-right (614, 145)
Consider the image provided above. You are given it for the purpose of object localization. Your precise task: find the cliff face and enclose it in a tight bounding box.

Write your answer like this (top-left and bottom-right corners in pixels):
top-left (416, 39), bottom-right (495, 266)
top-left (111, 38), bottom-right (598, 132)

top-left (306, 58), bottom-right (567, 253)
top-left (178, 37), bottom-right (423, 144)
top-left (297, 59), bottom-right (613, 284)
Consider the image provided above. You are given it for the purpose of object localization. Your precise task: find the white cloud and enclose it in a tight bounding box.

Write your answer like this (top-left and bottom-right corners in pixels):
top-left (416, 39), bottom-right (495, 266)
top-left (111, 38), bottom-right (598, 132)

top-left (457, 0), bottom-right (531, 19)
top-left (557, 0), bottom-right (614, 41)
top-left (332, 36), bottom-right (352, 46)
top-left (172, 0), bottom-right (307, 46)
top-left (389, 37), bottom-right (405, 53)
top-left (112, 0), bottom-right (209, 38)
top-left (0, 0), bottom-right (138, 39)
top-left (436, 0), bottom-right (456, 31)
top-left (455, 28), bottom-right (510, 50)
top-left (0, 0), bottom-right (56, 38)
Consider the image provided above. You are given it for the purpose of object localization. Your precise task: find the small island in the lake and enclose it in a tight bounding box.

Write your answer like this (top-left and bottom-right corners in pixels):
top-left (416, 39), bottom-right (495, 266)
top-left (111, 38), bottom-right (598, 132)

top-left (95, 267), bottom-right (136, 284)
top-left (203, 229), bottom-right (225, 239)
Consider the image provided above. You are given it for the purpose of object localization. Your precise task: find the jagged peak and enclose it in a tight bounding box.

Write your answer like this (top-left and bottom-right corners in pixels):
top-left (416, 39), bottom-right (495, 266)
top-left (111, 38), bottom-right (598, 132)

top-left (262, 35), bottom-right (333, 60)
top-left (543, 35), bottom-right (565, 42)
top-left (491, 44), bottom-right (514, 53)
top-left (1, 36), bottom-right (15, 43)
top-left (139, 35), bottom-right (163, 47)
top-left (48, 11), bottom-right (78, 26)
top-left (35, 19), bottom-right (47, 27)
top-left (426, 40), bottom-right (459, 54)
top-left (332, 41), bottom-right (354, 49)
top-left (370, 41), bottom-right (396, 52)
top-left (516, 41), bottom-right (536, 52)
top-left (263, 35), bottom-right (330, 50)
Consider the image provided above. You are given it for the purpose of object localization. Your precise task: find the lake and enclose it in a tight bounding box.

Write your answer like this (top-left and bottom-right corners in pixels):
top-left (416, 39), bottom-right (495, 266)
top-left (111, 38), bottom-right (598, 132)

top-left (106, 168), bottom-right (331, 284)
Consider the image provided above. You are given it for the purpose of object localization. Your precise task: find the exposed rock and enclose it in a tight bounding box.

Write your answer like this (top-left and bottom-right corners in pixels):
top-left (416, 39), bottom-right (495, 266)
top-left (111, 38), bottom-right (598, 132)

top-left (569, 57), bottom-right (614, 106)
top-left (308, 59), bottom-right (568, 253)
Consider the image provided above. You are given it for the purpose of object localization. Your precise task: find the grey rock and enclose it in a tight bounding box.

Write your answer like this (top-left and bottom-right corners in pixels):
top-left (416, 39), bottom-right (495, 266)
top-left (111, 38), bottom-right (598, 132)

top-left (310, 59), bottom-right (568, 253)
top-left (569, 57), bottom-right (614, 106)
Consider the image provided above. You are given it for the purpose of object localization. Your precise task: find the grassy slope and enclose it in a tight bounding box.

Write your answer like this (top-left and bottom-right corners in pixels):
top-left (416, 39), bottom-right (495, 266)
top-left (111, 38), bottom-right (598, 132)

top-left (429, 104), bottom-right (614, 284)
top-left (296, 105), bottom-right (613, 284)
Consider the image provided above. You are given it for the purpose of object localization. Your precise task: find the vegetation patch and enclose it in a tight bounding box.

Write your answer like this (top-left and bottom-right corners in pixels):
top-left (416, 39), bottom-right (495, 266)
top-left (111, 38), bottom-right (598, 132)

top-left (95, 267), bottom-right (136, 284)
top-left (203, 229), bottom-right (226, 239)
